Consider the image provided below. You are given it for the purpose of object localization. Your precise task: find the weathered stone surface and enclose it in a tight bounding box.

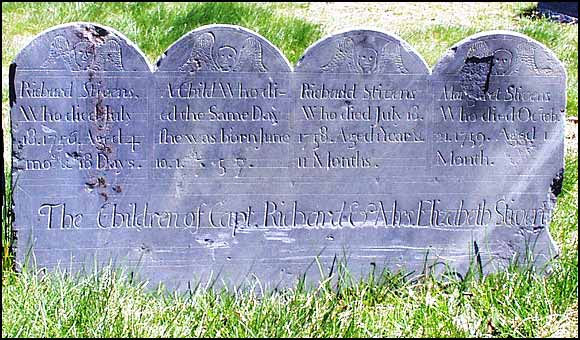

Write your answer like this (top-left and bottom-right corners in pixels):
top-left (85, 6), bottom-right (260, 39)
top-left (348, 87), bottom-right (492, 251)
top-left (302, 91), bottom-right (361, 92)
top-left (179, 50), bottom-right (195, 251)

top-left (430, 31), bottom-right (565, 271)
top-left (151, 25), bottom-right (295, 288)
top-left (291, 30), bottom-right (435, 283)
top-left (9, 24), bottom-right (565, 291)
top-left (10, 22), bottom-right (152, 277)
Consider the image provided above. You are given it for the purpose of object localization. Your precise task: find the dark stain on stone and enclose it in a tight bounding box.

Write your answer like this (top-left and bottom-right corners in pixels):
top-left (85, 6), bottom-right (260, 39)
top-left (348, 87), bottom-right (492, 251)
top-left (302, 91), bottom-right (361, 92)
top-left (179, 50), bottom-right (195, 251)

top-left (96, 143), bottom-right (113, 154)
top-left (85, 179), bottom-right (97, 190)
top-left (297, 54), bottom-right (306, 65)
top-left (93, 26), bottom-right (109, 38)
top-left (550, 167), bottom-right (564, 197)
top-left (97, 176), bottom-right (107, 188)
top-left (156, 52), bottom-right (167, 68)
top-left (79, 25), bottom-right (108, 45)
top-left (68, 151), bottom-right (82, 159)
top-left (100, 192), bottom-right (109, 201)
top-left (9, 63), bottom-right (17, 108)
top-left (113, 185), bottom-right (122, 193)
top-left (86, 176), bottom-right (107, 190)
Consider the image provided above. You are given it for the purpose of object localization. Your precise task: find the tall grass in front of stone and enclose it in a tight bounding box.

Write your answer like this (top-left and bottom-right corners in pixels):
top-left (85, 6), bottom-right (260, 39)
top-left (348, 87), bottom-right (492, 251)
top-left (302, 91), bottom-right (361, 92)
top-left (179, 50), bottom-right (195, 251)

top-left (2, 212), bottom-right (578, 337)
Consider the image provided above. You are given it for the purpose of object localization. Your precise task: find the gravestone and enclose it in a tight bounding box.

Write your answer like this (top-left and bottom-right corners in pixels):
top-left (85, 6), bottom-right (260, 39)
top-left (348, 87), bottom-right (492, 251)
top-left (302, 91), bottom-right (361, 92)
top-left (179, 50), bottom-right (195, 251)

top-left (430, 31), bottom-right (565, 270)
top-left (8, 23), bottom-right (566, 290)
top-left (151, 25), bottom-right (295, 286)
top-left (10, 22), bottom-right (153, 278)
top-left (292, 30), bottom-right (436, 277)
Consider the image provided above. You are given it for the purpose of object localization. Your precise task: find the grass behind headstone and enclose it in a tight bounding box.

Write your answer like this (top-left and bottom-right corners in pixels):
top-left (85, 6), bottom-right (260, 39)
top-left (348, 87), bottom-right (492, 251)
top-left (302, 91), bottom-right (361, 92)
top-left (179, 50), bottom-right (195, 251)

top-left (1, 2), bottom-right (322, 65)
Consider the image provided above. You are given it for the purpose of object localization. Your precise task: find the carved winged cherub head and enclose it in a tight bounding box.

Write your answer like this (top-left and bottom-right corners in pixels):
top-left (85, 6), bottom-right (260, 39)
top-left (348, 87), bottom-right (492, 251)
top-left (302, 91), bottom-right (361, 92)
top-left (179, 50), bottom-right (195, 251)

top-left (217, 45), bottom-right (237, 71)
top-left (492, 49), bottom-right (513, 75)
top-left (357, 47), bottom-right (378, 73)
top-left (73, 40), bottom-right (96, 69)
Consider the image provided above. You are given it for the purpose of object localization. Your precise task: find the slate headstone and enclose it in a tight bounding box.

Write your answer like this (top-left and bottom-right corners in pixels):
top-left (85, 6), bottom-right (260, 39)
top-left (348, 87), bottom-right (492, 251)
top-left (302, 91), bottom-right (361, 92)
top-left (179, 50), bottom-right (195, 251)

top-left (430, 31), bottom-right (565, 269)
top-left (292, 30), bottom-right (437, 279)
top-left (150, 25), bottom-right (296, 287)
top-left (9, 24), bottom-right (566, 291)
top-left (10, 22), bottom-right (152, 274)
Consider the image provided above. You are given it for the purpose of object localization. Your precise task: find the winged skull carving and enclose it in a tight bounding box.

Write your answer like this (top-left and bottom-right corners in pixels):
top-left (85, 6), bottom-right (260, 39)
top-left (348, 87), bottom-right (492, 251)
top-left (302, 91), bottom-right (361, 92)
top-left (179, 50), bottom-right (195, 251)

top-left (41, 35), bottom-right (72, 68)
top-left (41, 34), bottom-right (124, 71)
top-left (321, 37), bottom-right (408, 74)
top-left (232, 37), bottom-right (267, 72)
top-left (179, 33), bottom-right (268, 73)
top-left (491, 49), bottom-right (513, 75)
top-left (94, 39), bottom-right (123, 71)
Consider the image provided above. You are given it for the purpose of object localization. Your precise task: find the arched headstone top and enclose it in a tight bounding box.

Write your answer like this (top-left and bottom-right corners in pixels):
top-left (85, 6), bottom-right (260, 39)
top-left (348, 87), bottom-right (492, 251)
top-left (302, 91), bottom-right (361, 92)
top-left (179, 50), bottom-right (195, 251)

top-left (155, 24), bottom-right (292, 72)
top-left (432, 30), bottom-right (566, 77)
top-left (13, 22), bottom-right (152, 72)
top-left (295, 29), bottom-right (429, 74)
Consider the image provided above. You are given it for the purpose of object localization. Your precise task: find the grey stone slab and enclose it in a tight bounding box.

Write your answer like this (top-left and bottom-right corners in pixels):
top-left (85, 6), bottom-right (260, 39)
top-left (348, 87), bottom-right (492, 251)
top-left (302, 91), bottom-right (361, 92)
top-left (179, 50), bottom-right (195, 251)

top-left (10, 22), bottom-right (153, 277)
top-left (430, 31), bottom-right (565, 270)
top-left (290, 30), bottom-right (437, 285)
top-left (9, 25), bottom-right (565, 291)
top-left (151, 25), bottom-right (298, 289)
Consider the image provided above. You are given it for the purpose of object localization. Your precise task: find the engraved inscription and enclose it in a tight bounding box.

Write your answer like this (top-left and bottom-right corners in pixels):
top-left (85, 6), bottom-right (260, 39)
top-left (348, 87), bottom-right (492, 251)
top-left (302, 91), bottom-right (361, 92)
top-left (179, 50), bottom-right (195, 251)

top-left (34, 198), bottom-right (555, 231)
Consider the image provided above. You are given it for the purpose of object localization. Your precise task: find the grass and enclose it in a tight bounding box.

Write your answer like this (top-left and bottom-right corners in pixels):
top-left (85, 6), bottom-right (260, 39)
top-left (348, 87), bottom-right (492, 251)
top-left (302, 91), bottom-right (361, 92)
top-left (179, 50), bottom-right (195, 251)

top-left (2, 222), bottom-right (578, 337)
top-left (273, 2), bottom-right (578, 117)
top-left (2, 2), bottom-right (578, 338)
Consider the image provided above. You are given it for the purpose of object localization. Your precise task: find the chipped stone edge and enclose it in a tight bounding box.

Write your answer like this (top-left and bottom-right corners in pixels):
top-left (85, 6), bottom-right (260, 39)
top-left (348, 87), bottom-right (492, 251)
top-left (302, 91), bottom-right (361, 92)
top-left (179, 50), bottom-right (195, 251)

top-left (153, 24), bottom-right (293, 72)
top-left (294, 26), bottom-right (431, 74)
